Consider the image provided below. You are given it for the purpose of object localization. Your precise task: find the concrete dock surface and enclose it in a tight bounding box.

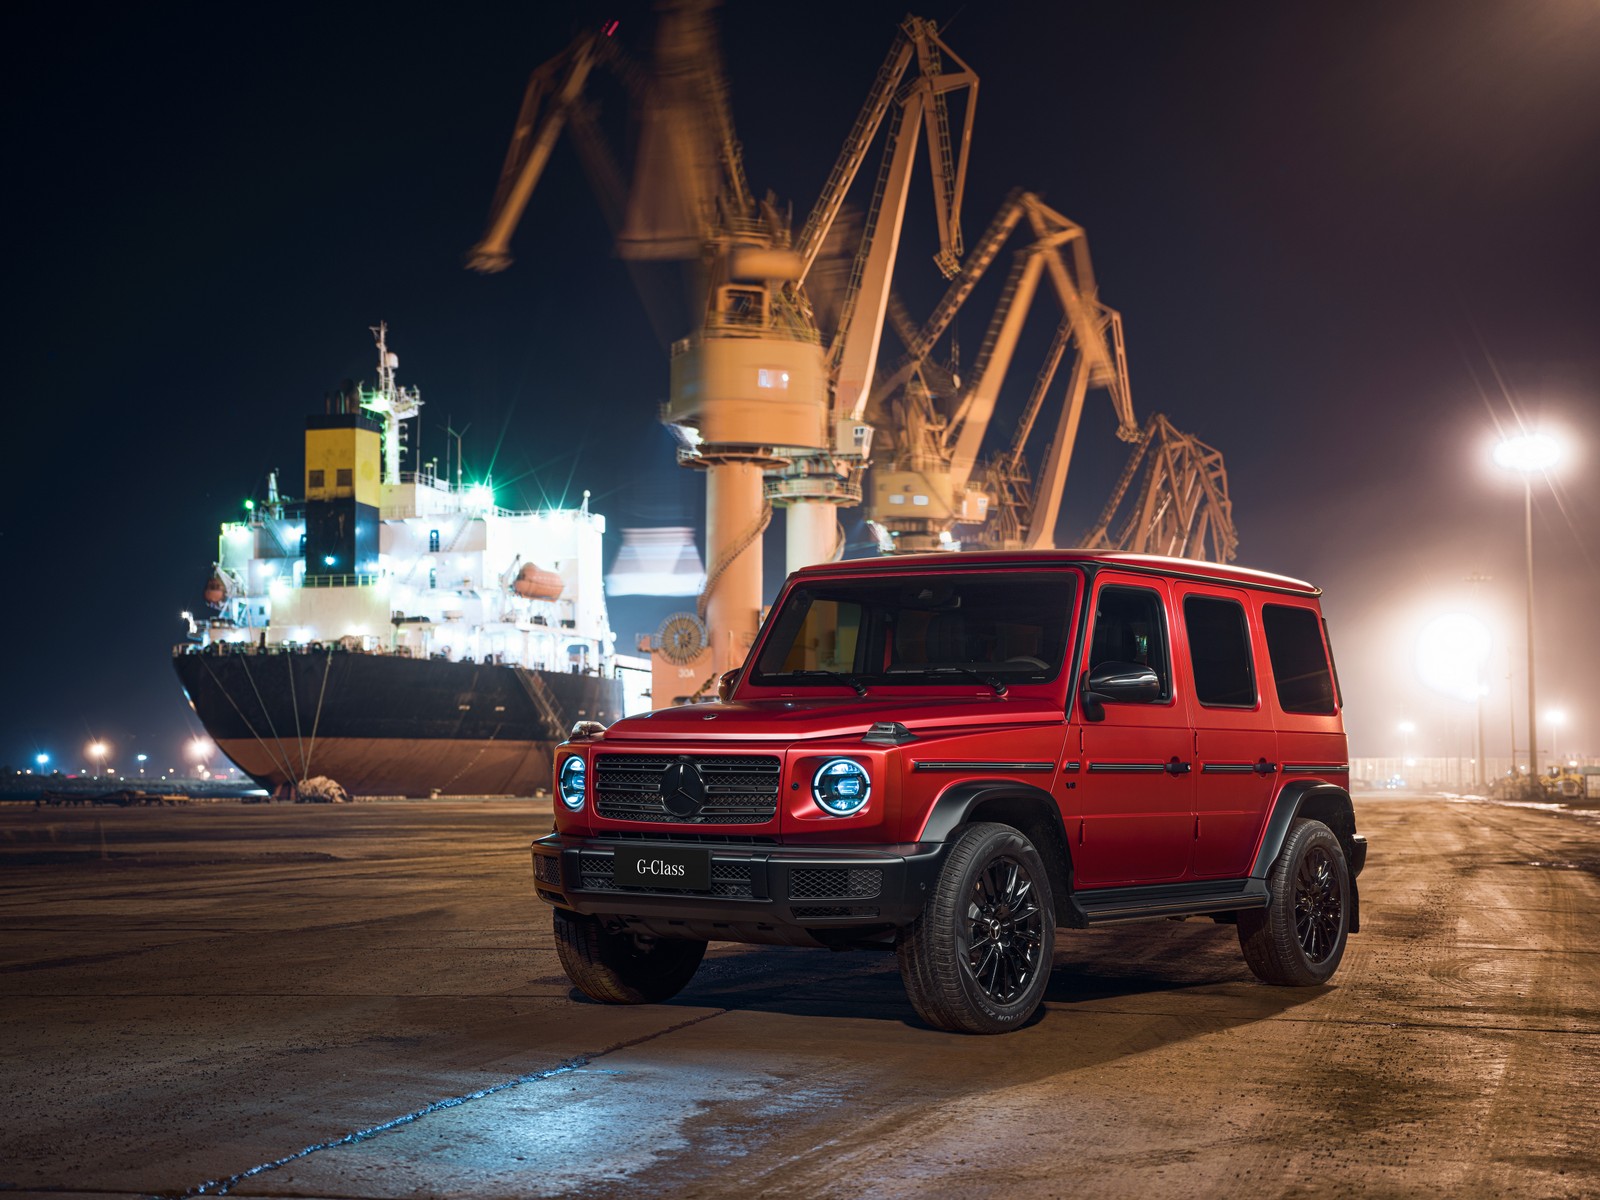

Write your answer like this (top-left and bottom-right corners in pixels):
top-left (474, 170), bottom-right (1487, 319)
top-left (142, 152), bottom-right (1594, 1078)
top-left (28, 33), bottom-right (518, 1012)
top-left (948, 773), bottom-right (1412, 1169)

top-left (1, 794), bottom-right (1596, 1198)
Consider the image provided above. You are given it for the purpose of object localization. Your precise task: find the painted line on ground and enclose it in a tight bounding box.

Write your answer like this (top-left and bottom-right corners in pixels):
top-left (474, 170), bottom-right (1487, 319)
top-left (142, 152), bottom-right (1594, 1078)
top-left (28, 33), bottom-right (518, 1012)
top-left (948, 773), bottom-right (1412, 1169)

top-left (156, 1008), bottom-right (729, 1198)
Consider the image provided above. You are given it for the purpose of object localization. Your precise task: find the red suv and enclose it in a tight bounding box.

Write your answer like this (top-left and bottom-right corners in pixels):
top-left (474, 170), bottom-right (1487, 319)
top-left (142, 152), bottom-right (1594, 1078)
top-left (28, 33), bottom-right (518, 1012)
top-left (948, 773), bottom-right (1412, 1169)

top-left (532, 551), bottom-right (1365, 1033)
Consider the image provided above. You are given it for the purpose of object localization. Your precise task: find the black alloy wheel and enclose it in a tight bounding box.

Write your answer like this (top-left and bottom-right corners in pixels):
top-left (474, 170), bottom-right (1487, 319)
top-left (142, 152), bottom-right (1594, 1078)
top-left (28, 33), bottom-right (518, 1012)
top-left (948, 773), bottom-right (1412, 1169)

top-left (898, 822), bottom-right (1056, 1033)
top-left (966, 855), bottom-right (1047, 1004)
top-left (1294, 843), bottom-right (1342, 964)
top-left (1238, 817), bottom-right (1350, 986)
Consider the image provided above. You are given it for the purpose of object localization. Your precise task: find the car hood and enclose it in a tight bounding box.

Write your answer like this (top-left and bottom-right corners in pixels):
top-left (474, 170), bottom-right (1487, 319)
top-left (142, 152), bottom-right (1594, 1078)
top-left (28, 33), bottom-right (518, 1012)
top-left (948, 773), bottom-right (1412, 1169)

top-left (598, 695), bottom-right (1066, 745)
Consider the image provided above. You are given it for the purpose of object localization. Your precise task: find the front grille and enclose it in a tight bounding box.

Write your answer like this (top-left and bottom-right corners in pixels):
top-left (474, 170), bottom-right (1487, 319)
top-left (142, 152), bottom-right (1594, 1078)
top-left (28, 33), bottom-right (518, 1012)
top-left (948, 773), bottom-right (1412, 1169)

top-left (594, 754), bottom-right (782, 824)
top-left (576, 851), bottom-right (755, 899)
top-left (789, 868), bottom-right (883, 900)
top-left (533, 854), bottom-right (562, 886)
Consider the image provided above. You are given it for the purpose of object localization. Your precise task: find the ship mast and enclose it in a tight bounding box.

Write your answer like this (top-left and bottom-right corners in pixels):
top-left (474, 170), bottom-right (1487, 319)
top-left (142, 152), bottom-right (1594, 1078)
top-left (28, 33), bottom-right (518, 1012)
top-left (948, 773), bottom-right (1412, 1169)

top-left (360, 322), bottom-right (424, 485)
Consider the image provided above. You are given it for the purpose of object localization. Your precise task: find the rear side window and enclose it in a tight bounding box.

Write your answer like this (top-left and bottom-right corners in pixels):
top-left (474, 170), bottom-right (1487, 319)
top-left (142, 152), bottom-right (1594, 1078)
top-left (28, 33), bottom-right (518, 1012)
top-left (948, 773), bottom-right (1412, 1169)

top-left (1089, 586), bottom-right (1171, 699)
top-left (1183, 595), bottom-right (1256, 707)
top-left (1262, 604), bottom-right (1337, 714)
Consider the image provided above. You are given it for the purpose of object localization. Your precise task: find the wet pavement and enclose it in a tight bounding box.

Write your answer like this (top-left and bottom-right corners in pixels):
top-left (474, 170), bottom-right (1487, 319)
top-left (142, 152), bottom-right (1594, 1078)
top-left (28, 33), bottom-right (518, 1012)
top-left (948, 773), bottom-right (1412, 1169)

top-left (1, 793), bottom-right (1597, 1199)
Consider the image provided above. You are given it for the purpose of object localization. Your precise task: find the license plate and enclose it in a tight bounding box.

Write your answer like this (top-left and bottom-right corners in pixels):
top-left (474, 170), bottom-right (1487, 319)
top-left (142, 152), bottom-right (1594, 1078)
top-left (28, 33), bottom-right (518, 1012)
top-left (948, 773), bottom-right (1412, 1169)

top-left (612, 845), bottom-right (711, 891)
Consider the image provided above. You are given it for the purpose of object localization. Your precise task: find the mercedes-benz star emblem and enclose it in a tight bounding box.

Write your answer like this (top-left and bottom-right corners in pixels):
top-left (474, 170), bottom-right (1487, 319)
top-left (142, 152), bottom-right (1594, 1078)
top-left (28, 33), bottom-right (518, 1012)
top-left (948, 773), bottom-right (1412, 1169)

top-left (658, 760), bottom-right (706, 819)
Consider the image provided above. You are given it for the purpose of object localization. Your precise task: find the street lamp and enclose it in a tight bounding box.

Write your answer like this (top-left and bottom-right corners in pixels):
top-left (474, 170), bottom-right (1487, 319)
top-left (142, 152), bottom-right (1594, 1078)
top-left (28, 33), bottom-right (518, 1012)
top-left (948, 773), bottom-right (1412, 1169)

top-left (1398, 720), bottom-right (1416, 765)
top-left (1415, 611), bottom-right (1492, 789)
top-left (1493, 431), bottom-right (1564, 778)
top-left (87, 741), bottom-right (108, 777)
top-left (188, 737), bottom-right (215, 778)
top-left (1543, 708), bottom-right (1568, 761)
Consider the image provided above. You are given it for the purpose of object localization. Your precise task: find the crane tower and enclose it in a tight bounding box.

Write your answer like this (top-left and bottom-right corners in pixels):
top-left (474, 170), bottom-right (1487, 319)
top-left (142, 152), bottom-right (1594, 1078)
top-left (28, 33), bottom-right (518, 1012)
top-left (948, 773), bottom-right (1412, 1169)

top-left (468, 5), bottom-right (977, 702)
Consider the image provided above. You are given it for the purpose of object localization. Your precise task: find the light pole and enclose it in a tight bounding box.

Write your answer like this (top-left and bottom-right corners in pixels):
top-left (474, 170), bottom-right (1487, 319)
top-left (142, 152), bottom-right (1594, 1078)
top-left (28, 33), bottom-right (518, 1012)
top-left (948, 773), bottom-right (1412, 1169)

top-left (1493, 432), bottom-right (1563, 780)
top-left (1398, 720), bottom-right (1416, 767)
top-left (1416, 610), bottom-right (1492, 788)
top-left (189, 737), bottom-right (215, 778)
top-left (1544, 708), bottom-right (1568, 764)
top-left (87, 741), bottom-right (108, 777)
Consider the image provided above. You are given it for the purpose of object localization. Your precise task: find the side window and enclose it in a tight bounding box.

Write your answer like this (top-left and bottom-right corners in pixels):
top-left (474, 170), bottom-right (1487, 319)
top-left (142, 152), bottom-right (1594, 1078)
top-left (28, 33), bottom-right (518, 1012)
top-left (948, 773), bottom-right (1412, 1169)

top-left (1089, 586), bottom-right (1171, 699)
top-left (1183, 595), bottom-right (1256, 707)
top-left (1262, 604), bottom-right (1337, 714)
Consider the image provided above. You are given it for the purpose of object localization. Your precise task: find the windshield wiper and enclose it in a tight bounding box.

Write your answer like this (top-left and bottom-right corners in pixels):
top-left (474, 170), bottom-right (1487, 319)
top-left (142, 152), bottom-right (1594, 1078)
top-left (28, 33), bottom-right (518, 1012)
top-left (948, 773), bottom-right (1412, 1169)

top-left (890, 666), bottom-right (1007, 696)
top-left (788, 669), bottom-right (869, 697)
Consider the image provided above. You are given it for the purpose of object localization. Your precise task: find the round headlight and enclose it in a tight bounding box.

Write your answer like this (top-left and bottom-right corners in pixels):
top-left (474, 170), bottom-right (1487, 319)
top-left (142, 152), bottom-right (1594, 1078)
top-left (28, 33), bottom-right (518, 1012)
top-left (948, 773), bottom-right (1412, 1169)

top-left (558, 755), bottom-right (587, 811)
top-left (812, 758), bottom-right (870, 816)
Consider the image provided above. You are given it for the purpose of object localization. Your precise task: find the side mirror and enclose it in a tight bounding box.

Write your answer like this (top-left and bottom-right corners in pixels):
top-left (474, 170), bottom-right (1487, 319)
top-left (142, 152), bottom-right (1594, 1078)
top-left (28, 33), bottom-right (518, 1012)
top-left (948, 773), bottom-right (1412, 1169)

top-left (1082, 660), bottom-right (1162, 714)
top-left (716, 668), bottom-right (742, 704)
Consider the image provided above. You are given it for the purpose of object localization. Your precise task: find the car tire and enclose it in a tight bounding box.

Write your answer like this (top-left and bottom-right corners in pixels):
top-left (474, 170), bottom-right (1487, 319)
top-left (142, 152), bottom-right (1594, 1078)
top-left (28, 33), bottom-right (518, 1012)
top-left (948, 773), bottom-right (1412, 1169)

top-left (552, 908), bottom-right (707, 1004)
top-left (1237, 817), bottom-right (1350, 986)
top-left (897, 822), bottom-right (1055, 1034)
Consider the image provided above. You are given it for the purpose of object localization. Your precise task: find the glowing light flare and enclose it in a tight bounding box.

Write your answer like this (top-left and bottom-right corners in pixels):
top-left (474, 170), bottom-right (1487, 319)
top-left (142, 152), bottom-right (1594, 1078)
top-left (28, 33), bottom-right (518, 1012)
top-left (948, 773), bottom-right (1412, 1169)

top-left (188, 737), bottom-right (216, 763)
top-left (1415, 612), bottom-right (1492, 702)
top-left (1492, 433), bottom-right (1563, 474)
top-left (1543, 708), bottom-right (1568, 728)
top-left (34, 753), bottom-right (49, 766)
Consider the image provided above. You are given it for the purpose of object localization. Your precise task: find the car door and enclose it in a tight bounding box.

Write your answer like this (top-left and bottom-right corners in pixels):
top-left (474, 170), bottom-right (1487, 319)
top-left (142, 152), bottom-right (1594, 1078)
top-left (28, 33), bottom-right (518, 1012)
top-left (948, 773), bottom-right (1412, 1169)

top-left (1069, 574), bottom-right (1195, 886)
top-left (1176, 584), bottom-right (1278, 878)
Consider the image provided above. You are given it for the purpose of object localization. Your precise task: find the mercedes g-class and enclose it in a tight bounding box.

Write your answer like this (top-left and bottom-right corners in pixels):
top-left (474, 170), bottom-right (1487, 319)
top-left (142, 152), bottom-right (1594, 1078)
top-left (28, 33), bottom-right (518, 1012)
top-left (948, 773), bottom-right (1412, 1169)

top-left (531, 551), bottom-right (1365, 1033)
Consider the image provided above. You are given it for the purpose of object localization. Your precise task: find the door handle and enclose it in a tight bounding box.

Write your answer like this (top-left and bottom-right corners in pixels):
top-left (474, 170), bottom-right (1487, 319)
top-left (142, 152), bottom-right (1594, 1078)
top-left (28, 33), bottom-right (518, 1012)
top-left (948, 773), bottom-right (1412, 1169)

top-left (1166, 757), bottom-right (1192, 776)
top-left (1254, 758), bottom-right (1279, 775)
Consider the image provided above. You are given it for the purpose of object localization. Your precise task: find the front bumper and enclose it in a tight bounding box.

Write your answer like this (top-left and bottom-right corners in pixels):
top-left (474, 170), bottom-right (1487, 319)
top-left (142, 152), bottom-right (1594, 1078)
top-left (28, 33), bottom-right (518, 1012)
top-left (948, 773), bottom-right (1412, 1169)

top-left (530, 833), bottom-right (949, 946)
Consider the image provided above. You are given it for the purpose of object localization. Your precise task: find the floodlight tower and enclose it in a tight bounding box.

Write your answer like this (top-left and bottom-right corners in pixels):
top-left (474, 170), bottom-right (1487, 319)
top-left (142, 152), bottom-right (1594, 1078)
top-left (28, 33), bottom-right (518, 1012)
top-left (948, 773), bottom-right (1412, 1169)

top-left (1492, 431), bottom-right (1563, 779)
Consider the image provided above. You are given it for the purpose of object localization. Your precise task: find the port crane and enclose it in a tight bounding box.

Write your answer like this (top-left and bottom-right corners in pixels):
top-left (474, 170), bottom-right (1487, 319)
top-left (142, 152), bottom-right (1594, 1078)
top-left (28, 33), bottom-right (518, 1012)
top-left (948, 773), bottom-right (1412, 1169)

top-left (1076, 413), bottom-right (1238, 562)
top-left (867, 191), bottom-right (1140, 552)
top-left (865, 190), bottom-right (1237, 561)
top-left (469, 5), bottom-right (978, 701)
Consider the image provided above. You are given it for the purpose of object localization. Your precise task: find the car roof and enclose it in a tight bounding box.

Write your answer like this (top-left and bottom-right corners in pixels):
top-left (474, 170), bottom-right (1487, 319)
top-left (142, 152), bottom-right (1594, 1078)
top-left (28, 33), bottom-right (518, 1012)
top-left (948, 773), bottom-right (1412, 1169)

top-left (792, 549), bottom-right (1320, 596)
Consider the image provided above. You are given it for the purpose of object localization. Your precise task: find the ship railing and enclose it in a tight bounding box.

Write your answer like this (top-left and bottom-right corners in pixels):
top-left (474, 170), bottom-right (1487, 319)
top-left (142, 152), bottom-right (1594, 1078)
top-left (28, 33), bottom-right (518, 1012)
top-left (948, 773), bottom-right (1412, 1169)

top-left (296, 572), bottom-right (383, 589)
top-left (399, 470), bottom-right (454, 493)
top-left (173, 639), bottom-right (628, 674)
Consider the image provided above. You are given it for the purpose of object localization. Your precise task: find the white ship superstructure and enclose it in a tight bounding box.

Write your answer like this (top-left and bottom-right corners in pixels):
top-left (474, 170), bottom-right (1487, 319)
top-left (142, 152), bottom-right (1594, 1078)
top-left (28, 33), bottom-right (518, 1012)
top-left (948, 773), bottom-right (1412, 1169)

top-left (208, 483), bottom-right (614, 672)
top-left (199, 324), bottom-right (616, 676)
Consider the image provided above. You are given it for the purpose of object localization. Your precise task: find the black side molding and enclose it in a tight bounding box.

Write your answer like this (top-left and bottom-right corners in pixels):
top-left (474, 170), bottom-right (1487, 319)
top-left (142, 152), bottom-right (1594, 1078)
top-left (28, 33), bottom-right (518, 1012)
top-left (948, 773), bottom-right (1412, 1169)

top-left (1071, 877), bottom-right (1269, 926)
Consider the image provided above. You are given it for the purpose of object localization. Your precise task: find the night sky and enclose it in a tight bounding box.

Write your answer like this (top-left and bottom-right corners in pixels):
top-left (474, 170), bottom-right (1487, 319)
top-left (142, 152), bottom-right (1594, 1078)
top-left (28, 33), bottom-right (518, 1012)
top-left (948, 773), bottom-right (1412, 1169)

top-left (6, 0), bottom-right (1597, 773)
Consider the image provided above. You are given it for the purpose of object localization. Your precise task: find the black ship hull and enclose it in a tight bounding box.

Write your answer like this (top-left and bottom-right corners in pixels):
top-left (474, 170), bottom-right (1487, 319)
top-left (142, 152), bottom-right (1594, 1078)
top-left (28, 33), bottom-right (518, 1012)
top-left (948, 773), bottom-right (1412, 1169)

top-left (173, 648), bottom-right (624, 797)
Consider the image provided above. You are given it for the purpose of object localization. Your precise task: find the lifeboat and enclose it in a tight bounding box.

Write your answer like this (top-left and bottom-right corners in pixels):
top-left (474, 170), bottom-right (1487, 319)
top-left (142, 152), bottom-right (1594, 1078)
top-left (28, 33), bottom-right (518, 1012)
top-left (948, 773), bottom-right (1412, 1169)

top-left (513, 563), bottom-right (564, 601)
top-left (203, 574), bottom-right (229, 608)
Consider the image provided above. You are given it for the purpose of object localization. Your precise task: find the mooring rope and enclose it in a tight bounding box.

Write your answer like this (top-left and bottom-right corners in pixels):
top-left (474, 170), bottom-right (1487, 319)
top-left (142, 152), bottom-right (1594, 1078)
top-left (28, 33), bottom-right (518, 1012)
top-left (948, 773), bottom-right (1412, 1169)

top-left (196, 655), bottom-right (299, 788)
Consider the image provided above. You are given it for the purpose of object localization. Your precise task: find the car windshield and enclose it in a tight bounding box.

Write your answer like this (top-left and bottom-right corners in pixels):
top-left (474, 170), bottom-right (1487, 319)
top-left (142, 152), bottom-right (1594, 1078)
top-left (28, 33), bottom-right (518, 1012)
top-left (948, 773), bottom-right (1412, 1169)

top-left (750, 571), bottom-right (1078, 689)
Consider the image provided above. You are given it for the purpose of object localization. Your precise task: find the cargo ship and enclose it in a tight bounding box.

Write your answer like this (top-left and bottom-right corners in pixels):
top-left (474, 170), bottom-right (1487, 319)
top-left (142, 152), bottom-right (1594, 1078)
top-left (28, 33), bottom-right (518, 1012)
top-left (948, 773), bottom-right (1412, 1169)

top-left (172, 326), bottom-right (643, 798)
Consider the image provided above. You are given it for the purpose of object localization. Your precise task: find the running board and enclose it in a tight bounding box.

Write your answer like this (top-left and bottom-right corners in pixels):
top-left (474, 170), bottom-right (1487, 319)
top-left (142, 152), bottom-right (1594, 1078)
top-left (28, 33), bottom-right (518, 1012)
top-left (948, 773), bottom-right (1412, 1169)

top-left (1070, 878), bottom-right (1269, 926)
